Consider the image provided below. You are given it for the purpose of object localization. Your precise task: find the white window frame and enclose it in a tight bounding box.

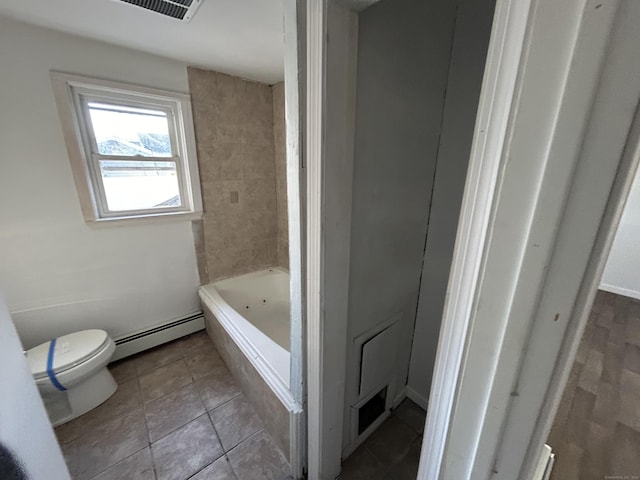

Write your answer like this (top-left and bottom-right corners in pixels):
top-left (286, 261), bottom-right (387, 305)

top-left (51, 72), bottom-right (203, 222)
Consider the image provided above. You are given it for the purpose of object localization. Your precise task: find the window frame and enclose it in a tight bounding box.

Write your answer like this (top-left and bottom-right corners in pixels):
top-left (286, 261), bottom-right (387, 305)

top-left (51, 72), bottom-right (203, 223)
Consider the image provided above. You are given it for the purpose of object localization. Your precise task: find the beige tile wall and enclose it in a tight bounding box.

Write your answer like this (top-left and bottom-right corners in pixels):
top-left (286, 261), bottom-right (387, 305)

top-left (272, 82), bottom-right (289, 270)
top-left (188, 68), bottom-right (288, 281)
top-left (191, 219), bottom-right (208, 284)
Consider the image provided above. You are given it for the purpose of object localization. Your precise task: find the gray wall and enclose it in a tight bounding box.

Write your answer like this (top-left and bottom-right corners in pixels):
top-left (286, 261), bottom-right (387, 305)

top-left (343, 0), bottom-right (457, 449)
top-left (407, 0), bottom-right (496, 402)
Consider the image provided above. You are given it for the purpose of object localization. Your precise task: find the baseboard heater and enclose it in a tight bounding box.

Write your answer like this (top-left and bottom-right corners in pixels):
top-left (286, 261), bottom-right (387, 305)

top-left (533, 444), bottom-right (555, 480)
top-left (111, 312), bottom-right (205, 361)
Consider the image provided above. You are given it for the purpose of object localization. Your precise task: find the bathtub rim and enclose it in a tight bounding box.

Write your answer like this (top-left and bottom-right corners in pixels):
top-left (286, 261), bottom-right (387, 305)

top-left (198, 270), bottom-right (297, 412)
top-left (212, 265), bottom-right (290, 286)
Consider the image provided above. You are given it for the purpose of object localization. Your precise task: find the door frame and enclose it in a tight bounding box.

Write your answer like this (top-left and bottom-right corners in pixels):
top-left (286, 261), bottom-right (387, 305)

top-left (480, 2), bottom-right (640, 478)
top-left (306, 1), bottom-right (359, 479)
top-left (306, 0), bottom-right (640, 479)
top-left (418, 0), bottom-right (640, 478)
top-left (283, 0), bottom-right (307, 477)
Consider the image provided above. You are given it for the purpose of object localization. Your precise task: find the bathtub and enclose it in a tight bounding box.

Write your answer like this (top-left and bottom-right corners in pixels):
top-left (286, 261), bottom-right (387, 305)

top-left (199, 267), bottom-right (290, 388)
top-left (198, 267), bottom-right (298, 462)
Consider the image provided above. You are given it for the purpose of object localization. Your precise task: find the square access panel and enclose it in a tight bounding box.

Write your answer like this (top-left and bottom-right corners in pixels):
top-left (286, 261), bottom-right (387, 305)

top-left (359, 324), bottom-right (397, 397)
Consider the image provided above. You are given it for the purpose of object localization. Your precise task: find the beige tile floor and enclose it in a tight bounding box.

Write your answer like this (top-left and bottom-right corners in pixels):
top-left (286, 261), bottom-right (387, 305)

top-left (55, 331), bottom-right (291, 480)
top-left (548, 291), bottom-right (640, 480)
top-left (340, 399), bottom-right (426, 480)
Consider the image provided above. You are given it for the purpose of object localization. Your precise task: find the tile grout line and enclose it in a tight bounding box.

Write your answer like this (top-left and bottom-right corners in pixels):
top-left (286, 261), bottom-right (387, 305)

top-left (224, 427), bottom-right (267, 457)
top-left (135, 363), bottom-right (239, 447)
top-left (160, 410), bottom-right (228, 480)
top-left (145, 389), bottom-right (207, 445)
top-left (389, 412), bottom-right (425, 436)
top-left (56, 374), bottom-right (142, 445)
top-left (354, 415), bottom-right (422, 477)
top-left (59, 332), bottom-right (229, 479)
top-left (154, 411), bottom-right (220, 480)
top-left (139, 358), bottom-right (196, 405)
top-left (115, 334), bottom-right (210, 478)
top-left (210, 405), bottom-right (264, 455)
top-left (80, 376), bottom-right (149, 479)
top-left (137, 377), bottom-right (158, 480)
top-left (203, 390), bottom-right (243, 414)
top-left (185, 409), bottom-right (228, 479)
top-left (133, 332), bottom-right (213, 377)
top-left (85, 444), bottom-right (150, 480)
top-left (56, 390), bottom-right (148, 477)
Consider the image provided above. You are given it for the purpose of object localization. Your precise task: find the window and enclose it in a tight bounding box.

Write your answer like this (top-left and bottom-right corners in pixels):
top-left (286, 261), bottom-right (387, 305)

top-left (51, 72), bottom-right (202, 222)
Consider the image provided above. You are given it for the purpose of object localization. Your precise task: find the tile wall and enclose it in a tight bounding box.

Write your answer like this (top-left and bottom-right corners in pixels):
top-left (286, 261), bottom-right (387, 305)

top-left (188, 68), bottom-right (288, 282)
top-left (272, 82), bottom-right (289, 270)
top-left (203, 307), bottom-right (292, 461)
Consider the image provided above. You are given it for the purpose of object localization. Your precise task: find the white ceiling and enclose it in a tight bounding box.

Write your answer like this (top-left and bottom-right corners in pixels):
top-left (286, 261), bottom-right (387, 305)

top-left (0, 0), bottom-right (284, 84)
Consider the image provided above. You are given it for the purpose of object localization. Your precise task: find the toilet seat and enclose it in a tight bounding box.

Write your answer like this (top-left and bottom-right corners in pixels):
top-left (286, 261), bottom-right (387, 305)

top-left (27, 330), bottom-right (112, 382)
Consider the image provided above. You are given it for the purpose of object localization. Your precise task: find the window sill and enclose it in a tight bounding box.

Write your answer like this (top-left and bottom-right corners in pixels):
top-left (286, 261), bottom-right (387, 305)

top-left (87, 210), bottom-right (203, 227)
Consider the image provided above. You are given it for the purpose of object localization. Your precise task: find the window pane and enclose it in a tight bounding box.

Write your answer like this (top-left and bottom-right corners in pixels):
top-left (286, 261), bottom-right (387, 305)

top-left (88, 102), bottom-right (172, 157)
top-left (99, 160), bottom-right (181, 212)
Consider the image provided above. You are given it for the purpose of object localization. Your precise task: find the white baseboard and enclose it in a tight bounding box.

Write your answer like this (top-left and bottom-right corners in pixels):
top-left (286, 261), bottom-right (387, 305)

top-left (406, 385), bottom-right (429, 410)
top-left (392, 386), bottom-right (408, 409)
top-left (599, 283), bottom-right (640, 300)
top-left (111, 312), bottom-right (204, 361)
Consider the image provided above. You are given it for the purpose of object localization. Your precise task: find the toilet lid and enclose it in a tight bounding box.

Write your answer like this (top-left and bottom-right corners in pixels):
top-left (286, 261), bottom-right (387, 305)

top-left (27, 330), bottom-right (110, 379)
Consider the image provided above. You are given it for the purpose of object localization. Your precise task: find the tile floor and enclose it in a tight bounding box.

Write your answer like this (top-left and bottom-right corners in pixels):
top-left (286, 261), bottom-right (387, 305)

top-left (548, 290), bottom-right (640, 480)
top-left (55, 330), bottom-right (291, 480)
top-left (340, 399), bottom-right (426, 480)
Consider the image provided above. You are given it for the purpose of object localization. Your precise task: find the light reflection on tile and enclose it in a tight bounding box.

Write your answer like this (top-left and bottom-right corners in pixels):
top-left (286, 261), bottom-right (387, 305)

top-left (227, 430), bottom-right (290, 480)
top-left (138, 359), bottom-right (192, 403)
top-left (145, 383), bottom-right (205, 442)
top-left (92, 447), bottom-right (154, 480)
top-left (151, 415), bottom-right (224, 480)
top-left (209, 394), bottom-right (264, 451)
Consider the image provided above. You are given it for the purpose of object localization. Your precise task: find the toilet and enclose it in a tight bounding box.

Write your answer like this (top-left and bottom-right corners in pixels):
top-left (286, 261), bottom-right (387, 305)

top-left (26, 329), bottom-right (118, 426)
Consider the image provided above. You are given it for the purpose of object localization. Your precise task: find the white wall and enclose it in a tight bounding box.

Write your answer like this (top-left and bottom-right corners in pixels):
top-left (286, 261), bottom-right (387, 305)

top-left (0, 296), bottom-right (70, 479)
top-left (408, 0), bottom-right (496, 405)
top-left (601, 166), bottom-right (640, 299)
top-left (0, 16), bottom-right (201, 349)
top-left (343, 0), bottom-right (457, 450)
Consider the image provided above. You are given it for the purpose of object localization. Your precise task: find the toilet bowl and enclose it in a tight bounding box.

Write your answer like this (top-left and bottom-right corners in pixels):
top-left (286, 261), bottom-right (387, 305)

top-left (26, 329), bottom-right (118, 426)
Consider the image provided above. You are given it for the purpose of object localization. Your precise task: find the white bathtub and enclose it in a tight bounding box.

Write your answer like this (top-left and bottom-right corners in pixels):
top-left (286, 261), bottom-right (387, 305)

top-left (198, 268), bottom-right (291, 390)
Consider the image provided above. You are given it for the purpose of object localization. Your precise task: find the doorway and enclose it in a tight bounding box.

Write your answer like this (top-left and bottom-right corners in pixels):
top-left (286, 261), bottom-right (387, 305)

top-left (306, 0), bottom-right (640, 479)
top-left (547, 167), bottom-right (640, 479)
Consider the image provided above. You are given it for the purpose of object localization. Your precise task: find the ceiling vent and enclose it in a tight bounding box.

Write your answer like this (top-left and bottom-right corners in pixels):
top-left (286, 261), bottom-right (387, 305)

top-left (117, 0), bottom-right (203, 22)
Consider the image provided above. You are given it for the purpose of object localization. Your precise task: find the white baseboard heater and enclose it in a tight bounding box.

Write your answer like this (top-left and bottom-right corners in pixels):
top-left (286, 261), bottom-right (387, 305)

top-left (111, 312), bottom-right (205, 361)
top-left (533, 444), bottom-right (555, 480)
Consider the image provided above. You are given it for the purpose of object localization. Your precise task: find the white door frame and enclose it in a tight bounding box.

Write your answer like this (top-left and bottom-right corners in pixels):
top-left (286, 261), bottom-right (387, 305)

top-left (485, 2), bottom-right (640, 478)
top-left (419, 0), bottom-right (640, 479)
top-left (307, 0), bottom-right (640, 479)
top-left (306, 1), bottom-right (359, 479)
top-left (283, 0), bottom-right (307, 477)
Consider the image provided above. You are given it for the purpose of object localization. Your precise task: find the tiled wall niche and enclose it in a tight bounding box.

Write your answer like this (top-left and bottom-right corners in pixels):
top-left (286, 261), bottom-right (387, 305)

top-left (188, 68), bottom-right (288, 282)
